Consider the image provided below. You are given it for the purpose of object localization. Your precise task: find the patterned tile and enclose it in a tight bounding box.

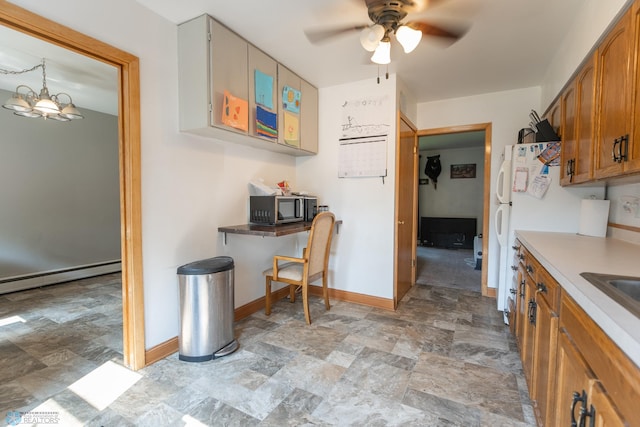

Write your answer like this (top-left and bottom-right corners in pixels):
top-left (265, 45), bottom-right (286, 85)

top-left (0, 271), bottom-right (535, 426)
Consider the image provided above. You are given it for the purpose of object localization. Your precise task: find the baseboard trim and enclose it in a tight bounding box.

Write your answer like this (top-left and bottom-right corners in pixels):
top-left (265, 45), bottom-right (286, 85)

top-left (234, 287), bottom-right (290, 321)
top-left (145, 336), bottom-right (178, 365)
top-left (145, 285), bottom-right (395, 366)
top-left (308, 284), bottom-right (396, 311)
top-left (0, 261), bottom-right (122, 294)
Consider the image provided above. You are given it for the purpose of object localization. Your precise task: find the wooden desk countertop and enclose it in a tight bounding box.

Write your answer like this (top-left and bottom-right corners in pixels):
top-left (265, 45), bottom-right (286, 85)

top-left (218, 220), bottom-right (342, 239)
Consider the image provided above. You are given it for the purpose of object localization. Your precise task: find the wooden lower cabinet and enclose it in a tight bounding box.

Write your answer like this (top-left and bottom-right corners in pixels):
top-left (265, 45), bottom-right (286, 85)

top-left (511, 241), bottom-right (639, 426)
top-left (554, 297), bottom-right (628, 426)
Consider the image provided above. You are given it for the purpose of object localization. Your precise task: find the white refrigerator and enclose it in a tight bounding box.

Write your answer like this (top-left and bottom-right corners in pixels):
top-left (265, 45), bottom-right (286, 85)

top-left (494, 143), bottom-right (605, 319)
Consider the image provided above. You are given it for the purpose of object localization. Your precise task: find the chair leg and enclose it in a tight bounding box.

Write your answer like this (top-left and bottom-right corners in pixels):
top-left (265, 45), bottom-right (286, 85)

top-left (323, 274), bottom-right (330, 311)
top-left (302, 283), bottom-right (311, 324)
top-left (265, 276), bottom-right (272, 316)
top-left (289, 284), bottom-right (296, 303)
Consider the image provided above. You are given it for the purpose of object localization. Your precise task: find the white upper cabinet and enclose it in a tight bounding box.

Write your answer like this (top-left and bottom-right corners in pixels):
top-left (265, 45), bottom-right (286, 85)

top-left (178, 14), bottom-right (318, 156)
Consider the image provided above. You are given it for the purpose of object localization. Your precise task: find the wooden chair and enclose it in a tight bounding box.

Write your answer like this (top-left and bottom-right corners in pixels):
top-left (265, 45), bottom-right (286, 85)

top-left (264, 211), bottom-right (335, 324)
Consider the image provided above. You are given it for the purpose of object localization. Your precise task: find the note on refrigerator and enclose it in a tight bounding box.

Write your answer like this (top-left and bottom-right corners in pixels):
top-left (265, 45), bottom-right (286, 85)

top-left (513, 167), bottom-right (528, 192)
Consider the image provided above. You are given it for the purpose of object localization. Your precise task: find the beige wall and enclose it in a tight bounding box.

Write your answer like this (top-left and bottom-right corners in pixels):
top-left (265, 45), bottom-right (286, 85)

top-left (0, 88), bottom-right (120, 282)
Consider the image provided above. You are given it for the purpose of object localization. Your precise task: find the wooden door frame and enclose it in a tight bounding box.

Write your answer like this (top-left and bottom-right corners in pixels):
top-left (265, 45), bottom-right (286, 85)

top-left (394, 112), bottom-right (418, 308)
top-left (417, 123), bottom-right (494, 298)
top-left (0, 1), bottom-right (146, 369)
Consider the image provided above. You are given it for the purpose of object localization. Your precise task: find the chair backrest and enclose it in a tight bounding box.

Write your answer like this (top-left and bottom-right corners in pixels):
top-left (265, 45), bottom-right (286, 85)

top-left (306, 212), bottom-right (335, 277)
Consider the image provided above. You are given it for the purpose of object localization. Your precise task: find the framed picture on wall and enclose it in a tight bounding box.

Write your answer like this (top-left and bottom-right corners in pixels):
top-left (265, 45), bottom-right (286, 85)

top-left (450, 163), bottom-right (476, 179)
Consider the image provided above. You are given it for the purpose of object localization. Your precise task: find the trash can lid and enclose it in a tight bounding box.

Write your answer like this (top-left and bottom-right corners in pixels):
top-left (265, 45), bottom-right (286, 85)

top-left (177, 256), bottom-right (234, 275)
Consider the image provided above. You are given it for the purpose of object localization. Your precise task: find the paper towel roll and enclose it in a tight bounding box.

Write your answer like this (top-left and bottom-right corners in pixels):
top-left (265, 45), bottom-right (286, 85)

top-left (579, 199), bottom-right (610, 237)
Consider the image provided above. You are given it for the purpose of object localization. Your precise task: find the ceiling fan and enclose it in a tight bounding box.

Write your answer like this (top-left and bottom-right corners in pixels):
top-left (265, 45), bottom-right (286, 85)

top-left (305, 0), bottom-right (465, 65)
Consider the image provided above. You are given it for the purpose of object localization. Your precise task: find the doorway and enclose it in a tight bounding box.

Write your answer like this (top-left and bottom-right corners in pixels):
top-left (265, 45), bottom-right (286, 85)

top-left (416, 124), bottom-right (492, 297)
top-left (0, 4), bottom-right (145, 369)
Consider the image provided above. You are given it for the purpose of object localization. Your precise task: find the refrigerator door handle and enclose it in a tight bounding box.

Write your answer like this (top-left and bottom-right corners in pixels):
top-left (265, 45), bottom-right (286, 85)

top-left (496, 160), bottom-right (512, 204)
top-left (495, 204), bottom-right (509, 247)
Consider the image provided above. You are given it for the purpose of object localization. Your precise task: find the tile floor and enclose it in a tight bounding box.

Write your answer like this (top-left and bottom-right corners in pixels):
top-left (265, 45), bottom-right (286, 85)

top-left (0, 273), bottom-right (535, 426)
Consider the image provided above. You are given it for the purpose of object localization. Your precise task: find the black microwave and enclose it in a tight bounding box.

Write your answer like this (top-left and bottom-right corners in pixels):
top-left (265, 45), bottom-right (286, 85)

top-left (249, 196), bottom-right (304, 225)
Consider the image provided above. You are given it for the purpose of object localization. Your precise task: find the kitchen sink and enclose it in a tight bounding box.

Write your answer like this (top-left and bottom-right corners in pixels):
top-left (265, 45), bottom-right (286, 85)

top-left (580, 272), bottom-right (640, 318)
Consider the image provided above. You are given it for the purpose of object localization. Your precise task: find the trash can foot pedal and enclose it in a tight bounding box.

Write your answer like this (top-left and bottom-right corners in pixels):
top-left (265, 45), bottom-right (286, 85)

top-left (214, 339), bottom-right (239, 358)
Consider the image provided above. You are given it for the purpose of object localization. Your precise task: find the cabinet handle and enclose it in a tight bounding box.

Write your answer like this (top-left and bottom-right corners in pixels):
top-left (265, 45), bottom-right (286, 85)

top-left (519, 280), bottom-right (525, 298)
top-left (620, 134), bottom-right (629, 162)
top-left (612, 135), bottom-right (628, 163)
top-left (526, 265), bottom-right (533, 273)
top-left (510, 288), bottom-right (517, 295)
top-left (511, 265), bottom-right (518, 271)
top-left (537, 282), bottom-right (547, 293)
top-left (571, 390), bottom-right (586, 427)
top-left (511, 245), bottom-right (519, 250)
top-left (528, 299), bottom-right (537, 325)
top-left (612, 138), bottom-right (621, 162)
top-left (581, 403), bottom-right (595, 427)
top-left (518, 253), bottom-right (525, 261)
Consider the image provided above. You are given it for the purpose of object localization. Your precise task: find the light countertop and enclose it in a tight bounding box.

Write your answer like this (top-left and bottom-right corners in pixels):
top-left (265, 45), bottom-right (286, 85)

top-left (515, 231), bottom-right (640, 368)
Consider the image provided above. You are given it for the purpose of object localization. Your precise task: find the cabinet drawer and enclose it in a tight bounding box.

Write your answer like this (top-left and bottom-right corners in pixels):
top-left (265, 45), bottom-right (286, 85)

top-left (535, 266), bottom-right (560, 313)
top-left (521, 247), bottom-right (538, 279)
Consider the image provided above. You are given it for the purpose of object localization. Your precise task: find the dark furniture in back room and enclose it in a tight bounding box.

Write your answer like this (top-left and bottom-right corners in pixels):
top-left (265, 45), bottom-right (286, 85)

top-left (420, 217), bottom-right (477, 249)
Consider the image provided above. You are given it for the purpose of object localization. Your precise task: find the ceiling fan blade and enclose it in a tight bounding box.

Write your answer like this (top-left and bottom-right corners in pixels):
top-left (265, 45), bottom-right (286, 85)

top-left (304, 24), bottom-right (368, 45)
top-left (408, 20), bottom-right (467, 41)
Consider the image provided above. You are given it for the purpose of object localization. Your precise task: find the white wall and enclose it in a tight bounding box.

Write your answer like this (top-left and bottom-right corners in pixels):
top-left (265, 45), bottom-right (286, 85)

top-left (0, 88), bottom-right (120, 280)
top-left (418, 146), bottom-right (484, 231)
top-left (416, 87), bottom-right (541, 290)
top-left (296, 76), bottom-right (398, 299)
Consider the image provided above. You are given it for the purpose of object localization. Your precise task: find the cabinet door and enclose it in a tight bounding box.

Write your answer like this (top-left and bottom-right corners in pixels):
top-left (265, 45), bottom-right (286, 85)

top-left (531, 295), bottom-right (559, 426)
top-left (278, 64), bottom-right (301, 148)
top-left (629, 0), bottom-right (640, 174)
top-left (594, 8), bottom-right (633, 179)
top-left (588, 381), bottom-right (626, 427)
top-left (554, 330), bottom-right (596, 426)
top-left (209, 18), bottom-right (249, 132)
top-left (522, 275), bottom-right (537, 386)
top-left (300, 79), bottom-right (318, 154)
top-left (545, 100), bottom-right (562, 138)
top-left (574, 53), bottom-right (597, 183)
top-left (560, 84), bottom-right (577, 186)
top-left (248, 44), bottom-right (277, 142)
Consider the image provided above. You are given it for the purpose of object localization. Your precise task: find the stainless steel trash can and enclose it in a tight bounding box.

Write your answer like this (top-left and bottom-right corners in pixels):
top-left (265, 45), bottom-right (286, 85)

top-left (177, 256), bottom-right (238, 362)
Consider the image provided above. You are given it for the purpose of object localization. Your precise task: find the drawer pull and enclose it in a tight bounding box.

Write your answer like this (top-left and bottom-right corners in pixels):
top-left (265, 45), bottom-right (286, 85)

top-left (537, 282), bottom-right (547, 293)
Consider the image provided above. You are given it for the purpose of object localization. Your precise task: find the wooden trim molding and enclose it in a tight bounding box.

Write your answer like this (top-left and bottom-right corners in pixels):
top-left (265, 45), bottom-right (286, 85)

top-left (235, 287), bottom-right (290, 321)
top-left (608, 222), bottom-right (640, 233)
top-left (417, 122), bottom-right (493, 298)
top-left (0, 1), bottom-right (146, 370)
top-left (145, 337), bottom-right (178, 366)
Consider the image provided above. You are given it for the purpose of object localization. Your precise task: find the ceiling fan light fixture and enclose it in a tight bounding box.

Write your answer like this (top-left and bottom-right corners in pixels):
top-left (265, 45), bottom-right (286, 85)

top-left (360, 24), bottom-right (385, 52)
top-left (371, 40), bottom-right (391, 64)
top-left (396, 25), bottom-right (422, 53)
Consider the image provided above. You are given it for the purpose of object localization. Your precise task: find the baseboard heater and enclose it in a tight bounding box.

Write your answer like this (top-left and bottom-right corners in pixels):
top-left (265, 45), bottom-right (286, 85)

top-left (0, 260), bottom-right (121, 294)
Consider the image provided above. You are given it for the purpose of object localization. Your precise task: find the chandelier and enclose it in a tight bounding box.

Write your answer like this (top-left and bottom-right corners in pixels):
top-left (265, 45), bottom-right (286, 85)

top-left (1, 59), bottom-right (84, 122)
